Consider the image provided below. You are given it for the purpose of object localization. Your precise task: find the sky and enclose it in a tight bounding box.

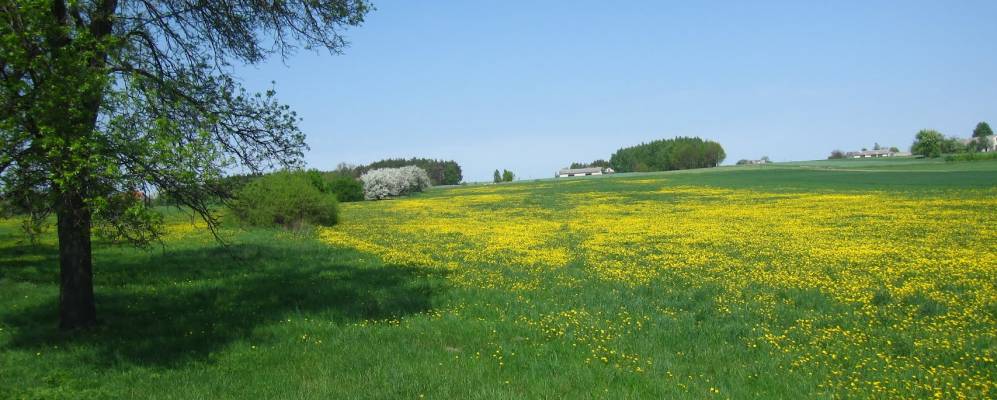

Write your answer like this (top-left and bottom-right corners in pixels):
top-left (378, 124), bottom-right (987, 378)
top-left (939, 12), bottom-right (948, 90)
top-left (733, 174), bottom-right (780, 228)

top-left (236, 0), bottom-right (997, 181)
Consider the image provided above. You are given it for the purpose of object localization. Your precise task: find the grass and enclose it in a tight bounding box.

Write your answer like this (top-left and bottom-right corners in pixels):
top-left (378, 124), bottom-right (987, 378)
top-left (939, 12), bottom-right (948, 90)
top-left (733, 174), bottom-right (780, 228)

top-left (2, 158), bottom-right (996, 398)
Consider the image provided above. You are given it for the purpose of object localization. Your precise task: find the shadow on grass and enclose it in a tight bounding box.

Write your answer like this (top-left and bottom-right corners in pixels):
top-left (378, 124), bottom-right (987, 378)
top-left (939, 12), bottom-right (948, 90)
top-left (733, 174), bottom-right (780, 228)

top-left (0, 242), bottom-right (60, 283)
top-left (1, 240), bottom-right (445, 368)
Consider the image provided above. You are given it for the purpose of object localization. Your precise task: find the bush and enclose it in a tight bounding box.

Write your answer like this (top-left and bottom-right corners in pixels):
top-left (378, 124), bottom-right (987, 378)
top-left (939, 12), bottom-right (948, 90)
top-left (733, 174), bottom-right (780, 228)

top-left (360, 166), bottom-right (431, 200)
top-left (231, 171), bottom-right (338, 228)
top-left (326, 174), bottom-right (363, 202)
top-left (944, 152), bottom-right (997, 162)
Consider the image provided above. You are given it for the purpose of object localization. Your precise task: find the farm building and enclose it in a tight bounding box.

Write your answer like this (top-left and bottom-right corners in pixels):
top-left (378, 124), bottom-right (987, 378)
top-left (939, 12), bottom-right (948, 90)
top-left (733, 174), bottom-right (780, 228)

top-left (557, 167), bottom-right (608, 177)
top-left (845, 149), bottom-right (909, 158)
top-left (959, 136), bottom-right (997, 152)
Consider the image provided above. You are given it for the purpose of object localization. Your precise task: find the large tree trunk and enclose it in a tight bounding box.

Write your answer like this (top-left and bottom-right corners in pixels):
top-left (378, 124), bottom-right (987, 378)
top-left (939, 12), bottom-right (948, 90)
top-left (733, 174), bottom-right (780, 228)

top-left (57, 190), bottom-right (97, 330)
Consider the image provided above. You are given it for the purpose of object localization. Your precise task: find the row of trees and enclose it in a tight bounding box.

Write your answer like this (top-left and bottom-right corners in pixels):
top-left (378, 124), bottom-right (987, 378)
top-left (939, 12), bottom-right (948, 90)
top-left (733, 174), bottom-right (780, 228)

top-left (735, 156), bottom-right (771, 165)
top-left (608, 137), bottom-right (726, 173)
top-left (210, 169), bottom-right (362, 204)
top-left (827, 143), bottom-right (900, 159)
top-left (911, 122), bottom-right (994, 158)
top-left (493, 169), bottom-right (515, 183)
top-left (340, 158), bottom-right (462, 186)
top-left (569, 160), bottom-right (611, 169)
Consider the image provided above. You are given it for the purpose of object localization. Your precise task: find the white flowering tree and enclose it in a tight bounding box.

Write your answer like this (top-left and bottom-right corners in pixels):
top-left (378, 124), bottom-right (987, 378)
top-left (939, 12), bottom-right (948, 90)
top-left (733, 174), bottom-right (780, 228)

top-left (360, 166), bottom-right (431, 200)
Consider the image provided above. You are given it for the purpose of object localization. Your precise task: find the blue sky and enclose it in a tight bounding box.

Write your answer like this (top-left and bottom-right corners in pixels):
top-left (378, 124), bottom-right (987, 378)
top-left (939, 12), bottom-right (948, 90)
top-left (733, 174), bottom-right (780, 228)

top-left (237, 1), bottom-right (997, 181)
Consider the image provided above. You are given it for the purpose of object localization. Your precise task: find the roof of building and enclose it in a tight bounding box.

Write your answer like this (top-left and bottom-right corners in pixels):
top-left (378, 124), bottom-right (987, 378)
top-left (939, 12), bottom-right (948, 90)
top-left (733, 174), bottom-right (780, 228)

top-left (846, 149), bottom-right (895, 156)
top-left (558, 167), bottom-right (604, 175)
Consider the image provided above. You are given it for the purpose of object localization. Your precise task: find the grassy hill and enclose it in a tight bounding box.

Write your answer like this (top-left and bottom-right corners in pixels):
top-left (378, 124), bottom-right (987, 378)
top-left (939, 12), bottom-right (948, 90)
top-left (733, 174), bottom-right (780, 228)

top-left (2, 158), bottom-right (996, 398)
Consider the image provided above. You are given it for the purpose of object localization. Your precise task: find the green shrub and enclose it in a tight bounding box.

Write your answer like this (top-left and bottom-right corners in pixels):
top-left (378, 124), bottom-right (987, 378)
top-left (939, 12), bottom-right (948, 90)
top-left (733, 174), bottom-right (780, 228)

top-left (325, 174), bottom-right (364, 202)
top-left (944, 152), bottom-right (997, 162)
top-left (231, 171), bottom-right (338, 228)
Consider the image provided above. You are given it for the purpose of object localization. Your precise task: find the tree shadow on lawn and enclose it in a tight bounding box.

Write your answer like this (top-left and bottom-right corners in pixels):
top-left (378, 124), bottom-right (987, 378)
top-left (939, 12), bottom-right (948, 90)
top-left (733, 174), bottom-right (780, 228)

top-left (1, 241), bottom-right (446, 368)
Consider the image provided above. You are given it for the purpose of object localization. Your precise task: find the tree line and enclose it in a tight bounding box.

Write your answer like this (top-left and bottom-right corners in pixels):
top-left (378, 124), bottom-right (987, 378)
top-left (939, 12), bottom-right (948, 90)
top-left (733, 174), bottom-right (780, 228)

top-left (569, 160), bottom-right (611, 169)
top-left (608, 137), bottom-right (726, 173)
top-left (493, 169), bottom-right (515, 183)
top-left (340, 158), bottom-right (462, 186)
top-left (911, 122), bottom-right (994, 158)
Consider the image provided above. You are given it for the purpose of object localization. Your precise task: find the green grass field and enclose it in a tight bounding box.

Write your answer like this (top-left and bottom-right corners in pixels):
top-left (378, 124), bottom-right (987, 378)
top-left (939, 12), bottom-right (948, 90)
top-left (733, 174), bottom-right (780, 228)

top-left (2, 158), bottom-right (996, 398)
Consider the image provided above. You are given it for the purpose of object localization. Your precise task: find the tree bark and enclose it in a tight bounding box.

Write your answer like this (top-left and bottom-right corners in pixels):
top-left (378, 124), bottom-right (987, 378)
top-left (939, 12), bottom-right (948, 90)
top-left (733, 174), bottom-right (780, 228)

top-left (57, 190), bottom-right (96, 330)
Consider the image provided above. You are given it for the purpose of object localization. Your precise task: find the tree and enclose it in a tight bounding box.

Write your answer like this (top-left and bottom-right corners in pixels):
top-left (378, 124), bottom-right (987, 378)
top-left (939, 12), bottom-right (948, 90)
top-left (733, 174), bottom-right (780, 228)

top-left (493, 169), bottom-right (502, 183)
top-left (873, 143), bottom-right (881, 150)
top-left (940, 137), bottom-right (965, 154)
top-left (911, 130), bottom-right (944, 158)
top-left (502, 169), bottom-right (514, 182)
top-left (609, 137), bottom-right (725, 172)
top-left (973, 122), bottom-right (993, 138)
top-left (0, 1), bottom-right (371, 329)
top-left (570, 159), bottom-right (611, 169)
top-left (828, 150), bottom-right (845, 159)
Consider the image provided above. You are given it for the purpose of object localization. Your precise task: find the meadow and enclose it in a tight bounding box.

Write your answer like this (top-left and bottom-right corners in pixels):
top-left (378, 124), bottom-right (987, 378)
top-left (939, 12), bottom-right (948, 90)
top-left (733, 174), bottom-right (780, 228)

top-left (2, 158), bottom-right (996, 399)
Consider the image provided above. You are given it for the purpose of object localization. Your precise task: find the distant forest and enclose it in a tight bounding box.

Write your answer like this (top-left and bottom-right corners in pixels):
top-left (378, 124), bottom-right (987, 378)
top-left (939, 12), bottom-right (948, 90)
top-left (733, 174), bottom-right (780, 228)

top-left (344, 158), bottom-right (463, 186)
top-left (609, 137), bottom-right (725, 172)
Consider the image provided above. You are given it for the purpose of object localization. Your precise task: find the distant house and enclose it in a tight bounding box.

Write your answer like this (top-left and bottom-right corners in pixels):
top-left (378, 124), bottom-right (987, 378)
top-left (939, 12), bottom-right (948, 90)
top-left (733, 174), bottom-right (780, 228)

top-left (961, 136), bottom-right (997, 152)
top-left (986, 136), bottom-right (997, 152)
top-left (557, 167), bottom-right (606, 177)
top-left (845, 149), bottom-right (909, 158)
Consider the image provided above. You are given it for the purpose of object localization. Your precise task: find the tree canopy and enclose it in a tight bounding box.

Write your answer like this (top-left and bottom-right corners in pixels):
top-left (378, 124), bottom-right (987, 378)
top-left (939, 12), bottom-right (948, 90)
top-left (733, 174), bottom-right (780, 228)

top-left (609, 137), bottom-right (725, 173)
top-left (0, 0), bottom-right (371, 329)
top-left (973, 122), bottom-right (993, 138)
top-left (911, 130), bottom-right (944, 158)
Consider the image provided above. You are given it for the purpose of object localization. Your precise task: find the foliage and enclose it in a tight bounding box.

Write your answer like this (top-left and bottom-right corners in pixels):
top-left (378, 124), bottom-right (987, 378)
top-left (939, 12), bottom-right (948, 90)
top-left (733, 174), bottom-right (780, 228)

top-left (0, 0), bottom-right (371, 328)
top-left (944, 151), bottom-right (997, 162)
top-left (972, 121), bottom-right (993, 138)
top-left (348, 158), bottom-right (462, 185)
top-left (230, 171), bottom-right (338, 228)
top-left (325, 173), bottom-right (364, 202)
top-left (502, 169), bottom-right (514, 182)
top-left (570, 159), bottom-right (611, 169)
top-left (493, 169), bottom-right (502, 183)
top-left (609, 137), bottom-right (726, 172)
top-left (911, 130), bottom-right (944, 158)
top-left (940, 137), bottom-right (967, 154)
top-left (360, 166), bottom-right (431, 200)
top-left (828, 150), bottom-right (845, 159)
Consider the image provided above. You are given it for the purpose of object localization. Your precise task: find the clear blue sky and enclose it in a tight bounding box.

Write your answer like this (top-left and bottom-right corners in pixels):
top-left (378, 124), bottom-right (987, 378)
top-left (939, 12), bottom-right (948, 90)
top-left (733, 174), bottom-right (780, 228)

top-left (237, 1), bottom-right (997, 181)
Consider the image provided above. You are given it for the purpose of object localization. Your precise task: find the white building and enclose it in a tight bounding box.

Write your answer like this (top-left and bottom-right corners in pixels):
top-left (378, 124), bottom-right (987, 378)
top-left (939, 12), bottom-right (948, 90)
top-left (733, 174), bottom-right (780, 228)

top-left (557, 167), bottom-right (606, 177)
top-left (962, 136), bottom-right (997, 152)
top-left (845, 149), bottom-right (908, 158)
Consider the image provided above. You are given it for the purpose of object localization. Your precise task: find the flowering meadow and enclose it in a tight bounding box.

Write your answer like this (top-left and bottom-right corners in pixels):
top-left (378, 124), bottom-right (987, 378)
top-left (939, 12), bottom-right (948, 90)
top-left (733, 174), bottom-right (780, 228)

top-left (1, 160), bottom-right (995, 398)
top-left (321, 165), bottom-right (997, 398)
